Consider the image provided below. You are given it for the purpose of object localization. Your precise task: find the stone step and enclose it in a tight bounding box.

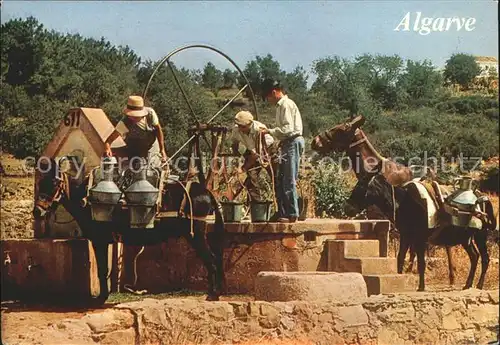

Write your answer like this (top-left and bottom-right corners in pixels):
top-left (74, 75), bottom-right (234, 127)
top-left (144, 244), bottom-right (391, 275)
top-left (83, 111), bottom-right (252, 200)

top-left (341, 257), bottom-right (397, 275)
top-left (342, 240), bottom-right (380, 258)
top-left (326, 240), bottom-right (380, 259)
top-left (363, 274), bottom-right (418, 295)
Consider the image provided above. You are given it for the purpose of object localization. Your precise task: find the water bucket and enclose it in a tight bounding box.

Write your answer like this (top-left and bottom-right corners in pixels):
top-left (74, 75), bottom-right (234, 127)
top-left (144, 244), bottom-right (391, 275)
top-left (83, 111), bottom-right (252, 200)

top-left (250, 201), bottom-right (272, 223)
top-left (221, 202), bottom-right (244, 223)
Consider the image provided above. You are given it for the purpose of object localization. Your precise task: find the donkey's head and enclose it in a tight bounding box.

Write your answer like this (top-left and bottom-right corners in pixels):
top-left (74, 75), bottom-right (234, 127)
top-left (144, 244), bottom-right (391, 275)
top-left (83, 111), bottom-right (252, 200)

top-left (33, 156), bottom-right (72, 219)
top-left (311, 115), bottom-right (366, 154)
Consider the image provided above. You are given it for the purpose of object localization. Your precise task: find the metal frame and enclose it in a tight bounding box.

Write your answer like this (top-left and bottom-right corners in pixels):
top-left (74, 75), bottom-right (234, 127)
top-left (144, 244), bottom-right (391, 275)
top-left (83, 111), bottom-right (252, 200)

top-left (141, 44), bottom-right (259, 185)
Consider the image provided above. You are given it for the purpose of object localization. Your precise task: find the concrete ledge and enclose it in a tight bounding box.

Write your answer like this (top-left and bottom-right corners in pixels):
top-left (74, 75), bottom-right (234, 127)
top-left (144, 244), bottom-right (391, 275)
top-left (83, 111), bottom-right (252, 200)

top-left (205, 218), bottom-right (390, 235)
top-left (254, 271), bottom-right (368, 302)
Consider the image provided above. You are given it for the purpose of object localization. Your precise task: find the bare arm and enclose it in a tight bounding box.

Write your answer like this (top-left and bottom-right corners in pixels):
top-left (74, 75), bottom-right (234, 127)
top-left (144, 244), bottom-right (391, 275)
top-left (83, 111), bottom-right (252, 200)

top-left (104, 130), bottom-right (121, 156)
top-left (155, 124), bottom-right (167, 159)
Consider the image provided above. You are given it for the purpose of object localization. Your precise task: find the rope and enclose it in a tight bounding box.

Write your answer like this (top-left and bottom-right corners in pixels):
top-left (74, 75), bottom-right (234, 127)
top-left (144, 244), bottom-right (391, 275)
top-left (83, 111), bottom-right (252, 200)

top-left (391, 184), bottom-right (396, 227)
top-left (123, 246), bottom-right (147, 295)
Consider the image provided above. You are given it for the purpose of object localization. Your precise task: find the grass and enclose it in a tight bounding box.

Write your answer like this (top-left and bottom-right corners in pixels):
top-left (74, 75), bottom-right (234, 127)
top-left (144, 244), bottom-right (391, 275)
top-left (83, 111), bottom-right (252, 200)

top-left (107, 289), bottom-right (206, 304)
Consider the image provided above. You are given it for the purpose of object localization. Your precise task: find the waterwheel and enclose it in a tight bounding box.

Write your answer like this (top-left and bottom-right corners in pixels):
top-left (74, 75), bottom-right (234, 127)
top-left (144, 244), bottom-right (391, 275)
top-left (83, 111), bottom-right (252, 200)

top-left (141, 44), bottom-right (259, 194)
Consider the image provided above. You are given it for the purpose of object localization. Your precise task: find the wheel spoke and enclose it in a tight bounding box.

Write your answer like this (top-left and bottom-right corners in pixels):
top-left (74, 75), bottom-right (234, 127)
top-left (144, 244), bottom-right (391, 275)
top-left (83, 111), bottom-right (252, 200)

top-left (166, 134), bottom-right (196, 164)
top-left (207, 84), bottom-right (248, 124)
top-left (166, 59), bottom-right (200, 124)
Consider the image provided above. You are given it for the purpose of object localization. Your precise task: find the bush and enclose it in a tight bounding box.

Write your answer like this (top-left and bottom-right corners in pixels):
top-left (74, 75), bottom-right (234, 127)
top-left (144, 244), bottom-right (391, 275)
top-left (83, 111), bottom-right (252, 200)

top-left (435, 95), bottom-right (499, 115)
top-left (479, 159), bottom-right (500, 193)
top-left (484, 108), bottom-right (499, 120)
top-left (311, 161), bottom-right (352, 218)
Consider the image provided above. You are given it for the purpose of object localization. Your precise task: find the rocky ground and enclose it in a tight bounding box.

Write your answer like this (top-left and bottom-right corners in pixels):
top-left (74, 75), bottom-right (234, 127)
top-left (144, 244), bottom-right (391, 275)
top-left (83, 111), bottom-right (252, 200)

top-left (2, 289), bottom-right (498, 345)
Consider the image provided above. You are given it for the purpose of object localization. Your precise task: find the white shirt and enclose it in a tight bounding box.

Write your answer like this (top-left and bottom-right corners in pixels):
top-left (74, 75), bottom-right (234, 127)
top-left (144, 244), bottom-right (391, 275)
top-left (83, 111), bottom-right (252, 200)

top-left (269, 95), bottom-right (303, 141)
top-left (230, 120), bottom-right (274, 153)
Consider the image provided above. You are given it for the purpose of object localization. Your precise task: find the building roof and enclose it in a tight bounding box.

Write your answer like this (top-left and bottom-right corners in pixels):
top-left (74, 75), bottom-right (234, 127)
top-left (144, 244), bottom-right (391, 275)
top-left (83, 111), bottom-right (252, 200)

top-left (79, 108), bottom-right (125, 148)
top-left (475, 56), bottom-right (498, 63)
top-left (42, 107), bottom-right (125, 158)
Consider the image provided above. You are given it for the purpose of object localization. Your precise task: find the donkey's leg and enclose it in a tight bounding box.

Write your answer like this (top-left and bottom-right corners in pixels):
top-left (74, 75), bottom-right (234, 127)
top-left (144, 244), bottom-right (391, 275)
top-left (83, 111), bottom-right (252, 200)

top-left (187, 222), bottom-right (219, 301)
top-left (398, 235), bottom-right (411, 274)
top-left (474, 230), bottom-right (489, 289)
top-left (91, 239), bottom-right (110, 302)
top-left (462, 238), bottom-right (479, 290)
top-left (445, 246), bottom-right (456, 286)
top-left (208, 233), bottom-right (225, 296)
top-left (406, 245), bottom-right (416, 273)
top-left (416, 240), bottom-right (427, 291)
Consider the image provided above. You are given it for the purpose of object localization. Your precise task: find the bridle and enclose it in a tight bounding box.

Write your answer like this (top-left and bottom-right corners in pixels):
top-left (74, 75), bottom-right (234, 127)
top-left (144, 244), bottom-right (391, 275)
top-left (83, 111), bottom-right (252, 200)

top-left (35, 171), bottom-right (71, 214)
top-left (348, 129), bottom-right (368, 148)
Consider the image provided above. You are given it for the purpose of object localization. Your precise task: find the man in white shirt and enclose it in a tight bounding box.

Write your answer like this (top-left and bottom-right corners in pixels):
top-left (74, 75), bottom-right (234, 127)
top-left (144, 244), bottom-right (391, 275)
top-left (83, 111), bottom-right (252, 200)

top-left (230, 111), bottom-right (275, 202)
top-left (261, 79), bottom-right (304, 223)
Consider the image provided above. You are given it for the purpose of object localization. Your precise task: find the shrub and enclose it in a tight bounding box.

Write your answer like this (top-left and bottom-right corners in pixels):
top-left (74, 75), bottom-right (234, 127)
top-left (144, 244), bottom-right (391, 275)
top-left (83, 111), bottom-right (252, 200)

top-left (311, 161), bottom-right (352, 218)
top-left (435, 95), bottom-right (499, 115)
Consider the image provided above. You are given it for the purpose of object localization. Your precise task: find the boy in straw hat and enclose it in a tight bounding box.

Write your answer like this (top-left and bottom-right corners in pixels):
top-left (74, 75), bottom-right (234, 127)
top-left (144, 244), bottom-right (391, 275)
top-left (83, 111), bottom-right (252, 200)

top-left (230, 110), bottom-right (275, 202)
top-left (104, 95), bottom-right (167, 167)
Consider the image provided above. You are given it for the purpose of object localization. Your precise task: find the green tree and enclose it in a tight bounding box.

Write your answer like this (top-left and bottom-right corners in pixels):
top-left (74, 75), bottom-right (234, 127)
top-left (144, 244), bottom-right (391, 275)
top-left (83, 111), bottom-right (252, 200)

top-left (222, 68), bottom-right (238, 88)
top-left (443, 53), bottom-right (481, 89)
top-left (201, 62), bottom-right (223, 93)
top-left (240, 54), bottom-right (284, 100)
top-left (283, 65), bottom-right (308, 103)
top-left (398, 59), bottom-right (443, 105)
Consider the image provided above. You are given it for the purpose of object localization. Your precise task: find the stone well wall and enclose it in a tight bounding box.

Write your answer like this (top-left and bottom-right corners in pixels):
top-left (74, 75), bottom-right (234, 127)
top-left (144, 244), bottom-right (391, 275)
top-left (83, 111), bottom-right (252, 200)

top-left (11, 289), bottom-right (499, 345)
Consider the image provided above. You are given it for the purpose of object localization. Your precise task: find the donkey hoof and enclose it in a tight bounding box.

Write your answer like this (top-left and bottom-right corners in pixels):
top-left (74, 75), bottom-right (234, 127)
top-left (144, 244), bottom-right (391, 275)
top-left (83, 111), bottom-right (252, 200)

top-left (417, 287), bottom-right (425, 292)
top-left (462, 285), bottom-right (472, 290)
top-left (206, 294), bottom-right (220, 302)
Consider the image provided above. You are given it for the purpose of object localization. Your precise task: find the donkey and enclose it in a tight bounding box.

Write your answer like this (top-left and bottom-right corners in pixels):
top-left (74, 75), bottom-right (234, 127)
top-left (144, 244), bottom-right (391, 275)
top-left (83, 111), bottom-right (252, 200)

top-left (33, 157), bottom-right (225, 303)
top-left (310, 115), bottom-right (457, 284)
top-left (360, 174), bottom-right (496, 291)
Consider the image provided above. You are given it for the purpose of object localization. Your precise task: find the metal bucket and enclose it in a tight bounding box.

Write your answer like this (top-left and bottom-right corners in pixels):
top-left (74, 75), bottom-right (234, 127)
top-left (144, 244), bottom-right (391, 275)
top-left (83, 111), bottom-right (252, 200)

top-left (90, 203), bottom-right (118, 222)
top-left (221, 202), bottom-right (244, 223)
top-left (128, 205), bottom-right (156, 229)
top-left (250, 201), bottom-right (272, 223)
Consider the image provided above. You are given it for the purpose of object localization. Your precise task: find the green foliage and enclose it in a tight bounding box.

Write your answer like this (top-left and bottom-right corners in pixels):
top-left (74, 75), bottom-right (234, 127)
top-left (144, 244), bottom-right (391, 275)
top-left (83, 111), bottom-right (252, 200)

top-left (311, 161), bottom-right (352, 218)
top-left (435, 95), bottom-right (498, 115)
top-left (398, 59), bottom-right (443, 106)
top-left (202, 62), bottom-right (223, 93)
top-left (1, 17), bottom-right (141, 157)
top-left (222, 68), bottom-right (238, 88)
top-left (443, 53), bottom-right (481, 89)
top-left (479, 163), bottom-right (499, 193)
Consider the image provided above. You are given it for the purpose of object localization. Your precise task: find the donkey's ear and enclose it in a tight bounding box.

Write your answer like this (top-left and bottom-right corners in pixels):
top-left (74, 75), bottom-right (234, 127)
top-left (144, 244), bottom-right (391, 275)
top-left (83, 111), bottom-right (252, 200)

top-left (350, 115), bottom-right (365, 129)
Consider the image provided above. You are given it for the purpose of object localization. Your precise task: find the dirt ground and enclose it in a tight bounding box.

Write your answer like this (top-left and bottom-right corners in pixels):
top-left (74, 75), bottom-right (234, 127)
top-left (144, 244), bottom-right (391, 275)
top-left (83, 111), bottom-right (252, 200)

top-left (1, 293), bottom-right (254, 344)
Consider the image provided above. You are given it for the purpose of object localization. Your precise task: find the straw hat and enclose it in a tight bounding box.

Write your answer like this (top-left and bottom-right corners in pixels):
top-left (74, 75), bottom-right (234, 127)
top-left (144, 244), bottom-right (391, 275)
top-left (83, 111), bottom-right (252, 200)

top-left (123, 95), bottom-right (148, 117)
top-left (235, 111), bottom-right (253, 126)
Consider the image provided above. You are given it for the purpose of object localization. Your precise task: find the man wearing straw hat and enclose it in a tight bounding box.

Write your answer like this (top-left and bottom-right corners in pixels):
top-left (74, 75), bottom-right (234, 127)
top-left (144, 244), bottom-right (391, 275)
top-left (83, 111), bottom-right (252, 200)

top-left (104, 95), bottom-right (167, 168)
top-left (230, 110), bottom-right (275, 202)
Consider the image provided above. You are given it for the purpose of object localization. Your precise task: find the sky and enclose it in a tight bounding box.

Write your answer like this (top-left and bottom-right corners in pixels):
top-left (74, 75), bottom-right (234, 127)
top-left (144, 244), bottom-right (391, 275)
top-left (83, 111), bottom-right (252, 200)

top-left (2, 1), bottom-right (498, 83)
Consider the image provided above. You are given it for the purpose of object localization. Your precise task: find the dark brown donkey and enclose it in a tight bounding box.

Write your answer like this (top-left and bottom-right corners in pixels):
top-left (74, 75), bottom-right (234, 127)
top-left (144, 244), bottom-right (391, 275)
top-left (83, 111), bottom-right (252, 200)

top-left (363, 174), bottom-right (496, 291)
top-left (310, 115), bottom-right (456, 285)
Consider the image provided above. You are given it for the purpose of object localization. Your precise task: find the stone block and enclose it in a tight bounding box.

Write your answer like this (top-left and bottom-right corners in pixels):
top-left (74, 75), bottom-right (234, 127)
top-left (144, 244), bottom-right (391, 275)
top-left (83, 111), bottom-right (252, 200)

top-left (254, 271), bottom-right (368, 302)
top-left (363, 274), bottom-right (418, 295)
